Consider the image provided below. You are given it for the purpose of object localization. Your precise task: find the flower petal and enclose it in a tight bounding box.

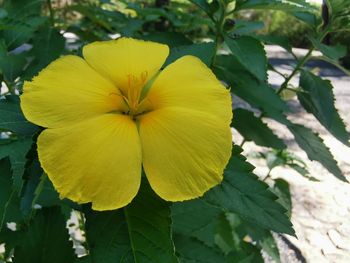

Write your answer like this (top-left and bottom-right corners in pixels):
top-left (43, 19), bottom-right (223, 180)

top-left (21, 55), bottom-right (126, 128)
top-left (82, 38), bottom-right (169, 95)
top-left (145, 55), bottom-right (232, 122)
top-left (37, 114), bottom-right (142, 210)
top-left (139, 107), bottom-right (232, 201)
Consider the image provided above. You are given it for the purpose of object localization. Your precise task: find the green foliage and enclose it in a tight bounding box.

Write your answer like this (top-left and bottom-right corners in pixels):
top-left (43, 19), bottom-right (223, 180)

top-left (0, 0), bottom-right (349, 262)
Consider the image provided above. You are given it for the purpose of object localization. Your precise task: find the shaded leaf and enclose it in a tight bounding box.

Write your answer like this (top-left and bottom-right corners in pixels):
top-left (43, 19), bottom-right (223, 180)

top-left (272, 179), bottom-right (292, 218)
top-left (288, 124), bottom-right (346, 181)
top-left (0, 42), bottom-right (26, 82)
top-left (298, 70), bottom-right (349, 146)
top-left (232, 108), bottom-right (286, 149)
top-left (309, 37), bottom-right (347, 60)
top-left (205, 145), bottom-right (295, 235)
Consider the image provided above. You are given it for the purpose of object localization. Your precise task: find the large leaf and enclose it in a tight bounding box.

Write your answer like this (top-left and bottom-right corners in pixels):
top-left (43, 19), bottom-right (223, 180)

top-left (298, 70), bottom-right (349, 146)
top-left (288, 124), bottom-right (346, 181)
top-left (12, 206), bottom-right (75, 263)
top-left (0, 42), bottom-right (27, 82)
top-left (84, 180), bottom-right (178, 263)
top-left (0, 96), bottom-right (38, 136)
top-left (224, 35), bottom-right (267, 81)
top-left (0, 137), bottom-right (33, 189)
top-left (232, 108), bottom-right (286, 149)
top-left (0, 158), bottom-right (22, 232)
top-left (215, 55), bottom-right (288, 114)
top-left (205, 145), bottom-right (295, 235)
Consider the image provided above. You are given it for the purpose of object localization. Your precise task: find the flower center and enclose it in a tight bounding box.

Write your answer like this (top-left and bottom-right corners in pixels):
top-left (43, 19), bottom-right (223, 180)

top-left (121, 71), bottom-right (151, 119)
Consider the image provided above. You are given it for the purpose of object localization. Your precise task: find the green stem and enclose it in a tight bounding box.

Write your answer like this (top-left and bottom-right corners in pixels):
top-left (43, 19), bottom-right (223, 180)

top-left (262, 169), bottom-right (272, 181)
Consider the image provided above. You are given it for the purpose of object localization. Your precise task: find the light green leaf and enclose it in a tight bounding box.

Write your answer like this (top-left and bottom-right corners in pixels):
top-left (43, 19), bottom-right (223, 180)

top-left (288, 124), bottom-right (346, 181)
top-left (84, 179), bottom-right (178, 263)
top-left (205, 145), bottom-right (295, 235)
top-left (298, 70), bottom-right (350, 146)
top-left (0, 96), bottom-right (38, 136)
top-left (232, 108), bottom-right (286, 149)
top-left (12, 206), bottom-right (75, 263)
top-left (235, 0), bottom-right (316, 12)
top-left (224, 35), bottom-right (267, 81)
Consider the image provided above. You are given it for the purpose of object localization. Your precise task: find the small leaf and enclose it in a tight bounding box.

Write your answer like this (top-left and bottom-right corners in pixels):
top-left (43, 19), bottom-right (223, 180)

top-left (232, 108), bottom-right (286, 149)
top-left (12, 206), bottom-right (75, 263)
top-left (84, 179), bottom-right (178, 263)
top-left (0, 96), bottom-right (38, 136)
top-left (224, 35), bottom-right (267, 81)
top-left (272, 179), bottom-right (292, 218)
top-left (288, 124), bottom-right (346, 181)
top-left (298, 70), bottom-right (349, 146)
top-left (309, 37), bottom-right (347, 60)
top-left (205, 145), bottom-right (295, 235)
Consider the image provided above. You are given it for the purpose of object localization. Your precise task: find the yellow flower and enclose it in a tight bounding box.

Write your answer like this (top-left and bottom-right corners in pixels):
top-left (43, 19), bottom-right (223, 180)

top-left (21, 38), bottom-right (232, 210)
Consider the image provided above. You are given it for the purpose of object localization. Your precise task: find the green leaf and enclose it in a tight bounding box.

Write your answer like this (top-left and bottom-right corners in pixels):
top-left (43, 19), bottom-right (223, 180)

top-left (165, 42), bottom-right (215, 67)
top-left (174, 234), bottom-right (226, 263)
top-left (235, 0), bottom-right (316, 12)
top-left (0, 42), bottom-right (26, 82)
top-left (215, 55), bottom-right (288, 114)
top-left (272, 179), bottom-right (292, 218)
top-left (252, 34), bottom-right (292, 53)
top-left (288, 124), bottom-right (346, 181)
top-left (0, 158), bottom-right (22, 232)
top-left (224, 35), bottom-right (267, 81)
top-left (298, 70), bottom-right (350, 146)
top-left (139, 32), bottom-right (192, 48)
top-left (0, 96), bottom-right (38, 136)
top-left (205, 145), bottom-right (295, 235)
top-left (0, 137), bottom-right (33, 189)
top-left (227, 243), bottom-right (264, 263)
top-left (233, 20), bottom-right (265, 35)
top-left (309, 37), bottom-right (347, 60)
top-left (12, 206), bottom-right (75, 263)
top-left (84, 179), bottom-right (178, 263)
top-left (24, 27), bottom-right (65, 79)
top-left (35, 175), bottom-right (61, 207)
top-left (232, 108), bottom-right (286, 149)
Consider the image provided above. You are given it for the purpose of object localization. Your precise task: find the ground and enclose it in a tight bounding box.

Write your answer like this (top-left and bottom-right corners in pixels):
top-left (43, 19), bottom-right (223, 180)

top-left (237, 45), bottom-right (350, 263)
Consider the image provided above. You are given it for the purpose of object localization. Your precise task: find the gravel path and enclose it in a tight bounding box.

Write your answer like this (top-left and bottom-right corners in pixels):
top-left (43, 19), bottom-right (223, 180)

top-left (237, 46), bottom-right (350, 263)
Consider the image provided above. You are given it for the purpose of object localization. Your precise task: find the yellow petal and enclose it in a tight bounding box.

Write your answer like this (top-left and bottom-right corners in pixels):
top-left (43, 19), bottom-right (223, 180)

top-left (37, 114), bottom-right (142, 210)
top-left (139, 107), bottom-right (232, 201)
top-left (21, 55), bottom-right (126, 128)
top-left (82, 38), bottom-right (169, 95)
top-left (145, 55), bottom-right (232, 123)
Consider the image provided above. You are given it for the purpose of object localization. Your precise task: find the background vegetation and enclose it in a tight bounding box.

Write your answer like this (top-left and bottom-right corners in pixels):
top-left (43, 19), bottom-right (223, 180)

top-left (0, 0), bottom-right (349, 262)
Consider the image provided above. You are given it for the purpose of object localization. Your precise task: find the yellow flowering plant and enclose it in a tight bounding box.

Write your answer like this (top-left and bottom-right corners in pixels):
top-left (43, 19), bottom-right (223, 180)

top-left (0, 0), bottom-right (349, 262)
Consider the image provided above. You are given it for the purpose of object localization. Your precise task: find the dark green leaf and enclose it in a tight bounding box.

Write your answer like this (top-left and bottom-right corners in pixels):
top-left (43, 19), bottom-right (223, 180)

top-left (227, 243), bottom-right (264, 263)
top-left (85, 179), bottom-right (178, 263)
top-left (298, 70), bottom-right (349, 146)
top-left (233, 20), bottom-right (265, 35)
top-left (224, 35), bottom-right (267, 81)
top-left (140, 32), bottom-right (192, 48)
top-left (0, 42), bottom-right (26, 82)
top-left (174, 234), bottom-right (226, 263)
top-left (12, 206), bottom-right (75, 263)
top-left (0, 96), bottom-right (38, 136)
top-left (166, 42), bottom-right (215, 66)
top-left (0, 158), bottom-right (22, 231)
top-left (288, 124), bottom-right (346, 181)
top-left (205, 145), bottom-right (295, 235)
top-left (215, 55), bottom-right (288, 114)
top-left (235, 0), bottom-right (316, 12)
top-left (232, 108), bottom-right (286, 149)
top-left (35, 175), bottom-right (61, 207)
top-left (0, 137), bottom-right (33, 189)
top-left (252, 34), bottom-right (292, 53)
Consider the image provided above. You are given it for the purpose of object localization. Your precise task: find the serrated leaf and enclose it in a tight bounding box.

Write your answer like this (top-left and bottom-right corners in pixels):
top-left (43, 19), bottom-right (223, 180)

top-left (205, 145), bottom-right (295, 235)
top-left (252, 34), bottom-right (292, 53)
top-left (232, 108), bottom-right (286, 149)
top-left (215, 55), bottom-right (288, 114)
top-left (298, 70), bottom-right (350, 146)
top-left (224, 35), bottom-right (267, 81)
top-left (165, 42), bottom-right (215, 66)
top-left (288, 124), bottom-right (346, 181)
top-left (0, 137), bottom-right (33, 189)
top-left (84, 179), bottom-right (178, 263)
top-left (0, 96), bottom-right (38, 136)
top-left (309, 37), bottom-right (347, 60)
top-left (0, 158), bottom-right (22, 231)
top-left (12, 206), bottom-right (75, 263)
top-left (174, 234), bottom-right (226, 263)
